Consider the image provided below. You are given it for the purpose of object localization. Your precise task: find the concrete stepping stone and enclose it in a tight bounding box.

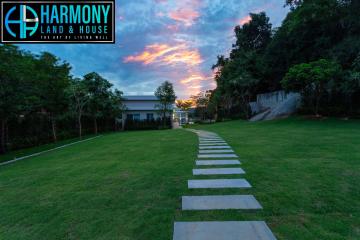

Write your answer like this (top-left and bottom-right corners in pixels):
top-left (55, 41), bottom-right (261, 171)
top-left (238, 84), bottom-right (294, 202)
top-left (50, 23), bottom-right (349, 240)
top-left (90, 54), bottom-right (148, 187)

top-left (199, 139), bottom-right (225, 142)
top-left (182, 195), bottom-right (262, 210)
top-left (188, 179), bottom-right (251, 189)
top-left (199, 142), bottom-right (227, 145)
top-left (173, 221), bottom-right (277, 240)
top-left (196, 160), bottom-right (241, 166)
top-left (198, 154), bottom-right (238, 158)
top-left (193, 168), bottom-right (245, 175)
top-left (199, 146), bottom-right (231, 149)
top-left (199, 143), bottom-right (229, 146)
top-left (199, 149), bottom-right (234, 154)
top-left (199, 138), bottom-right (223, 141)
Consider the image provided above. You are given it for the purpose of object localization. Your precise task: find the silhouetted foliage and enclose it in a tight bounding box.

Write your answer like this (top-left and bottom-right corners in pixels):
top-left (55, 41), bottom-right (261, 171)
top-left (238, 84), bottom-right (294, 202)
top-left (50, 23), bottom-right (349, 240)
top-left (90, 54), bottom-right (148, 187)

top-left (209, 0), bottom-right (360, 119)
top-left (0, 45), bottom-right (124, 153)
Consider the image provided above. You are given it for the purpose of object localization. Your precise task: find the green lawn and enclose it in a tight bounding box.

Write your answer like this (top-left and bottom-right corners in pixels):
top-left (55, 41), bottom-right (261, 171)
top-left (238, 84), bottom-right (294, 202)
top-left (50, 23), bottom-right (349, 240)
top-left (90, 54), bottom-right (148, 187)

top-left (0, 118), bottom-right (359, 239)
top-left (189, 117), bottom-right (360, 240)
top-left (0, 130), bottom-right (197, 240)
top-left (0, 135), bottom-right (98, 164)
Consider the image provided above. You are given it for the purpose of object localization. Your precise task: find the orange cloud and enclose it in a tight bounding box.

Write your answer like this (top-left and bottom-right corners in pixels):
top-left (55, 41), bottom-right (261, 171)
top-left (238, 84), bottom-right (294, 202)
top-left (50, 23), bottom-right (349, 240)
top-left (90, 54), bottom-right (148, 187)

top-left (180, 74), bottom-right (205, 84)
top-left (239, 15), bottom-right (252, 25)
top-left (179, 72), bottom-right (215, 96)
top-left (169, 8), bottom-right (200, 26)
top-left (124, 43), bottom-right (202, 66)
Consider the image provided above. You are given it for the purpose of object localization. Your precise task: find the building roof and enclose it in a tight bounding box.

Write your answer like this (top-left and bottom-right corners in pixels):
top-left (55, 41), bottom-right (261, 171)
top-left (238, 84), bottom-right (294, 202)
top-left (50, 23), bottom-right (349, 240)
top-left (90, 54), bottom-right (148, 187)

top-left (123, 96), bottom-right (159, 101)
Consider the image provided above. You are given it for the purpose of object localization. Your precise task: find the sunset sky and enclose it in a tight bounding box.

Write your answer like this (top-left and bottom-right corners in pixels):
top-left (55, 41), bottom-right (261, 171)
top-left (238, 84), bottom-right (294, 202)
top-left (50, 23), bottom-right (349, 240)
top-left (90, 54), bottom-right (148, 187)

top-left (22, 0), bottom-right (289, 98)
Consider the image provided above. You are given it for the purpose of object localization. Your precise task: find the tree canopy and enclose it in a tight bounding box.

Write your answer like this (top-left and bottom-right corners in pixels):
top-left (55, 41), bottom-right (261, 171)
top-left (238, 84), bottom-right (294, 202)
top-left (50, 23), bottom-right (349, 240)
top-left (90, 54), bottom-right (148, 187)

top-left (155, 81), bottom-right (177, 127)
top-left (207, 0), bottom-right (360, 120)
top-left (0, 45), bottom-right (125, 153)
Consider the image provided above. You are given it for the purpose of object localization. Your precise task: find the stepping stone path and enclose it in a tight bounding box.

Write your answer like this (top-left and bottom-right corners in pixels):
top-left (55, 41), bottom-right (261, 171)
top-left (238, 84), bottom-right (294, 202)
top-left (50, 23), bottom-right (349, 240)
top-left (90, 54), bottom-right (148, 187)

top-left (200, 140), bottom-right (228, 143)
top-left (173, 222), bottom-right (276, 240)
top-left (199, 149), bottom-right (234, 154)
top-left (196, 160), bottom-right (241, 166)
top-left (193, 168), bottom-right (245, 175)
top-left (198, 154), bottom-right (239, 158)
top-left (188, 179), bottom-right (251, 189)
top-left (182, 195), bottom-right (262, 210)
top-left (199, 145), bottom-right (231, 149)
top-left (172, 129), bottom-right (277, 240)
top-left (199, 143), bottom-right (229, 146)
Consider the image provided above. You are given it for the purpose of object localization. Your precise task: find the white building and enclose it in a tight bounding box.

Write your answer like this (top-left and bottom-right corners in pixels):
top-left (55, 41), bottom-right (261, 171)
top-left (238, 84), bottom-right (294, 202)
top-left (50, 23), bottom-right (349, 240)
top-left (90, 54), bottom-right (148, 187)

top-left (122, 96), bottom-right (175, 129)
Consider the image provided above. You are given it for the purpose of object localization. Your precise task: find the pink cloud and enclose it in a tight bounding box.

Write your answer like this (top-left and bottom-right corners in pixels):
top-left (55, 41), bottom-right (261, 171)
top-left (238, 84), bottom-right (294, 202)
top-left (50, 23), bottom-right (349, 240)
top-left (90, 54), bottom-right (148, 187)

top-left (239, 15), bottom-right (252, 25)
top-left (123, 43), bottom-right (202, 66)
top-left (169, 8), bottom-right (200, 26)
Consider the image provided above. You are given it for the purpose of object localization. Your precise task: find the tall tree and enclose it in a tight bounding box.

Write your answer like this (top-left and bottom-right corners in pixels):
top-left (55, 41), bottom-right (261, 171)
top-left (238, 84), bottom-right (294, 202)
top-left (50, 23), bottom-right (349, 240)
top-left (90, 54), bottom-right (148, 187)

top-left (83, 72), bottom-right (113, 134)
top-left (105, 89), bottom-right (125, 131)
top-left (232, 12), bottom-right (272, 56)
top-left (191, 91), bottom-right (212, 121)
top-left (0, 45), bottom-right (36, 153)
top-left (211, 12), bottom-right (272, 119)
top-left (155, 81), bottom-right (177, 127)
top-left (69, 78), bottom-right (90, 139)
top-left (285, 0), bottom-right (303, 9)
top-left (35, 52), bottom-right (71, 142)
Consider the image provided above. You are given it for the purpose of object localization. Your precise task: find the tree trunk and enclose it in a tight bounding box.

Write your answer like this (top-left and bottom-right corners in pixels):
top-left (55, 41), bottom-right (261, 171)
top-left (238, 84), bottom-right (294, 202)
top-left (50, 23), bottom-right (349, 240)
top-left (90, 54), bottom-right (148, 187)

top-left (0, 119), bottom-right (6, 154)
top-left (315, 88), bottom-right (321, 117)
top-left (51, 117), bottom-right (57, 142)
top-left (94, 117), bottom-right (98, 134)
top-left (5, 122), bottom-right (9, 146)
top-left (78, 114), bottom-right (82, 139)
top-left (163, 110), bottom-right (166, 127)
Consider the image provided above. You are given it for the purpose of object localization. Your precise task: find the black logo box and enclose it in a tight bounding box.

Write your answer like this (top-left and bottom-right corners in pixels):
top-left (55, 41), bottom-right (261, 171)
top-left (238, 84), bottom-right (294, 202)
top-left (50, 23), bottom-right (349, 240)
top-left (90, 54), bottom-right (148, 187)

top-left (1, 0), bottom-right (115, 43)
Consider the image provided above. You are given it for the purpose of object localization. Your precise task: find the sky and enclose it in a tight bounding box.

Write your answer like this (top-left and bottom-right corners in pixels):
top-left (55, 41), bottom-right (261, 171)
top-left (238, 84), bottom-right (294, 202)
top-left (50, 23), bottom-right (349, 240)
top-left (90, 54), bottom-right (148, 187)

top-left (21, 0), bottom-right (289, 99)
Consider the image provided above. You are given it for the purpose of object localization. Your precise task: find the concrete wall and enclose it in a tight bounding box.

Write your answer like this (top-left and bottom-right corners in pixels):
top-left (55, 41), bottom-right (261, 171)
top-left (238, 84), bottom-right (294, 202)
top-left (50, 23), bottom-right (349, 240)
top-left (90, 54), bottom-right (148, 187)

top-left (251, 90), bottom-right (300, 114)
top-left (257, 91), bottom-right (299, 110)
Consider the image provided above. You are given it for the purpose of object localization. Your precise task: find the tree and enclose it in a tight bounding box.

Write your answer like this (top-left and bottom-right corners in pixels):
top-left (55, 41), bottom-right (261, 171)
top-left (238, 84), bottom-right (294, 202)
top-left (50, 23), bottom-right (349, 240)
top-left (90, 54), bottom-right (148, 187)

top-left (83, 72), bottom-right (113, 134)
top-left (340, 55), bottom-right (360, 114)
top-left (69, 78), bottom-right (90, 139)
top-left (0, 45), bottom-right (127, 153)
top-left (232, 12), bottom-right (272, 56)
top-left (285, 0), bottom-right (303, 9)
top-left (264, 0), bottom-right (348, 89)
top-left (282, 59), bottom-right (342, 116)
top-left (210, 12), bottom-right (272, 120)
top-left (0, 45), bottom-right (36, 153)
top-left (155, 81), bottom-right (177, 127)
top-left (35, 52), bottom-right (71, 142)
top-left (105, 89), bottom-right (125, 130)
top-left (191, 91), bottom-right (212, 121)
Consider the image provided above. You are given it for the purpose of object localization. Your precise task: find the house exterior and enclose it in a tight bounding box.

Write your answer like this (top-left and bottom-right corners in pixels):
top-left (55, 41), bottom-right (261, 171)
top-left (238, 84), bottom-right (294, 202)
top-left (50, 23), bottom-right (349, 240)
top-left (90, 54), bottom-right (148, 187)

top-left (122, 96), bottom-right (174, 129)
top-left (173, 108), bottom-right (189, 125)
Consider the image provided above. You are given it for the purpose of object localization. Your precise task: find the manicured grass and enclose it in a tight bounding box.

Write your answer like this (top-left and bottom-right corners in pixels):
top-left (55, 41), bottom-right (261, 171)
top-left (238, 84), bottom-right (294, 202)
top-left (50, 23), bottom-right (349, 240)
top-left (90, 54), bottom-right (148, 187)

top-left (0, 135), bottom-right (98, 164)
top-left (1, 118), bottom-right (359, 239)
top-left (0, 129), bottom-right (197, 239)
top-left (189, 117), bottom-right (360, 240)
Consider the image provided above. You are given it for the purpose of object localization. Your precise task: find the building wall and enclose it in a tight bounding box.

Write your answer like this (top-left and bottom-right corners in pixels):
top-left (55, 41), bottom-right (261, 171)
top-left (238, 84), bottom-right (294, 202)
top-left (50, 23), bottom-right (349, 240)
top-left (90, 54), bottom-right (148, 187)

top-left (123, 100), bottom-right (159, 111)
top-left (124, 111), bottom-right (160, 121)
